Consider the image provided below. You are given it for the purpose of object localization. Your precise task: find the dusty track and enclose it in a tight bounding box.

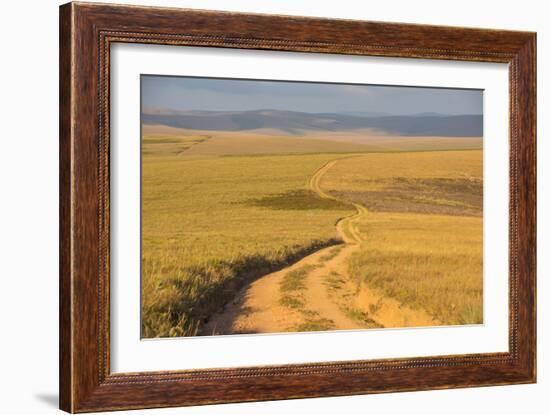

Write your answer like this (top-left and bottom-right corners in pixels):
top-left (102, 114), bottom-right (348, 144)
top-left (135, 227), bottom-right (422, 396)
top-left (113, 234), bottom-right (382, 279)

top-left (308, 160), bottom-right (366, 244)
top-left (199, 158), bottom-right (439, 336)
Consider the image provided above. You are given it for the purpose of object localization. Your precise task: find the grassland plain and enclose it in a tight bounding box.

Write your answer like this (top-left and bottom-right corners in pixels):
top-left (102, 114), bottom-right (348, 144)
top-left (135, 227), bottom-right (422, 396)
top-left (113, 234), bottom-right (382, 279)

top-left (141, 136), bottom-right (356, 337)
top-left (322, 151), bottom-right (483, 325)
top-left (141, 128), bottom-right (483, 337)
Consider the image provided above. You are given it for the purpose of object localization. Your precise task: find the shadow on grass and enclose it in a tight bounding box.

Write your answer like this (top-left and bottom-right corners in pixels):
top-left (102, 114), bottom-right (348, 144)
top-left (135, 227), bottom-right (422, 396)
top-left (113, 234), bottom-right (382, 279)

top-left (142, 238), bottom-right (343, 338)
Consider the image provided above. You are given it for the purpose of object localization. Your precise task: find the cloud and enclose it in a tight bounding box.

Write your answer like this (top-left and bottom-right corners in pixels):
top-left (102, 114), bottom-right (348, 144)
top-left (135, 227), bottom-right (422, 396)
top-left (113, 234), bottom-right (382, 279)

top-left (141, 75), bottom-right (482, 115)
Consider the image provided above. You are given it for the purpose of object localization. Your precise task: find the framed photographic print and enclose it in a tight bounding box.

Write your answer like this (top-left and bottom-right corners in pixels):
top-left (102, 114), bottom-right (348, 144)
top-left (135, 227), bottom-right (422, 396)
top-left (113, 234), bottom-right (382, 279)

top-left (59, 2), bottom-right (536, 412)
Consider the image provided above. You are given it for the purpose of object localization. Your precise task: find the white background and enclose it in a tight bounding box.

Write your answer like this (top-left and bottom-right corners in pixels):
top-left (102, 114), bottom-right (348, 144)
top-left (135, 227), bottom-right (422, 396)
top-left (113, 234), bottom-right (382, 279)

top-left (111, 45), bottom-right (509, 372)
top-left (0, 0), bottom-right (547, 414)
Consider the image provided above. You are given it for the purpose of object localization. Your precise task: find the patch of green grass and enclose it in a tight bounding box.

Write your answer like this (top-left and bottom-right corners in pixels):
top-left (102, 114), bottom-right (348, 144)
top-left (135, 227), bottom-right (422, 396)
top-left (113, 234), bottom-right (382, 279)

top-left (279, 265), bottom-right (317, 312)
top-left (318, 245), bottom-right (344, 262)
top-left (341, 306), bottom-right (383, 328)
top-left (280, 264), bottom-right (317, 292)
top-left (323, 272), bottom-right (345, 291)
top-left (295, 318), bottom-right (335, 332)
top-left (246, 190), bottom-right (351, 211)
top-left (368, 299), bottom-right (384, 316)
top-left (299, 309), bottom-right (320, 319)
top-left (280, 295), bottom-right (304, 310)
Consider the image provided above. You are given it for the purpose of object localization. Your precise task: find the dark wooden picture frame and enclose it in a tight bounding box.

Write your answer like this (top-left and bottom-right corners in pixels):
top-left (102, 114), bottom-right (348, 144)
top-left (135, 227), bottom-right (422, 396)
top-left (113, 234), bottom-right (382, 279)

top-left (59, 2), bottom-right (536, 412)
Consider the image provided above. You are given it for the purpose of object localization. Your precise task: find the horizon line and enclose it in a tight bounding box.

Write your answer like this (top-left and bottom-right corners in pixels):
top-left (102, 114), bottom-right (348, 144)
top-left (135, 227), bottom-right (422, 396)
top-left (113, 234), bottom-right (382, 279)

top-left (141, 106), bottom-right (483, 117)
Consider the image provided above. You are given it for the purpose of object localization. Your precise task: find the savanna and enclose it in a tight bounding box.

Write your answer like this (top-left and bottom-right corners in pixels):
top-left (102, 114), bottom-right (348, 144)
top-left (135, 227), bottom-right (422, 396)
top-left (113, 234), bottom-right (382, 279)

top-left (140, 76), bottom-right (483, 338)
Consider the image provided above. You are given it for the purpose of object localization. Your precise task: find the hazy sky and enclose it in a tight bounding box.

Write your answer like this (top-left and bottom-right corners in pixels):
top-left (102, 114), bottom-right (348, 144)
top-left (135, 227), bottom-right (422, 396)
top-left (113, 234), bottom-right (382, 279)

top-left (142, 75), bottom-right (482, 116)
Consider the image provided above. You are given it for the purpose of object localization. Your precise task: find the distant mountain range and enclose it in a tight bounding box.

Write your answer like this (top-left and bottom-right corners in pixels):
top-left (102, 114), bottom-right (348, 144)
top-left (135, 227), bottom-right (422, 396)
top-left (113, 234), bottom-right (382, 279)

top-left (141, 109), bottom-right (483, 137)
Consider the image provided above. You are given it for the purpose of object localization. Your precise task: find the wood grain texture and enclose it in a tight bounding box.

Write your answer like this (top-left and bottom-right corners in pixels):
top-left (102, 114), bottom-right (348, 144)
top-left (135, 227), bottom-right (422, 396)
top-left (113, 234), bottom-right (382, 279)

top-left (59, 2), bottom-right (537, 412)
top-left (59, 3), bottom-right (73, 411)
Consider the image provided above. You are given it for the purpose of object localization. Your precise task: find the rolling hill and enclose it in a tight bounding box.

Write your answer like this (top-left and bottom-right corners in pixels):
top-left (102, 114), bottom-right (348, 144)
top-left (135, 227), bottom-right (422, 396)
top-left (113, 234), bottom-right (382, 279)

top-left (141, 108), bottom-right (483, 137)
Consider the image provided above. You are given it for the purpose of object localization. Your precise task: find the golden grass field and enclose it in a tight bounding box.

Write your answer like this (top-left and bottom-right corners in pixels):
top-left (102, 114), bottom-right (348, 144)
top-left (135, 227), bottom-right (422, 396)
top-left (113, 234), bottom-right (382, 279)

top-left (141, 145), bottom-right (354, 337)
top-left (141, 126), bottom-right (483, 337)
top-left (321, 152), bottom-right (483, 325)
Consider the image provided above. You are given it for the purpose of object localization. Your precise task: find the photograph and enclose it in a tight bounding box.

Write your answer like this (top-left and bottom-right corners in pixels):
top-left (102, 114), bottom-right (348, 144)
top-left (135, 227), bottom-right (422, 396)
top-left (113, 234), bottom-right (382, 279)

top-left (140, 76), bottom-right (484, 338)
top-left (45, 1), bottom-right (538, 412)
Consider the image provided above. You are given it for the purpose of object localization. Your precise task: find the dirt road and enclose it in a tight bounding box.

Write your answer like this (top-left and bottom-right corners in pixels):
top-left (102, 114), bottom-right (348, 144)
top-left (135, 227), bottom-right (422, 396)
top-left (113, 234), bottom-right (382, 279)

top-left (199, 158), bottom-right (439, 335)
